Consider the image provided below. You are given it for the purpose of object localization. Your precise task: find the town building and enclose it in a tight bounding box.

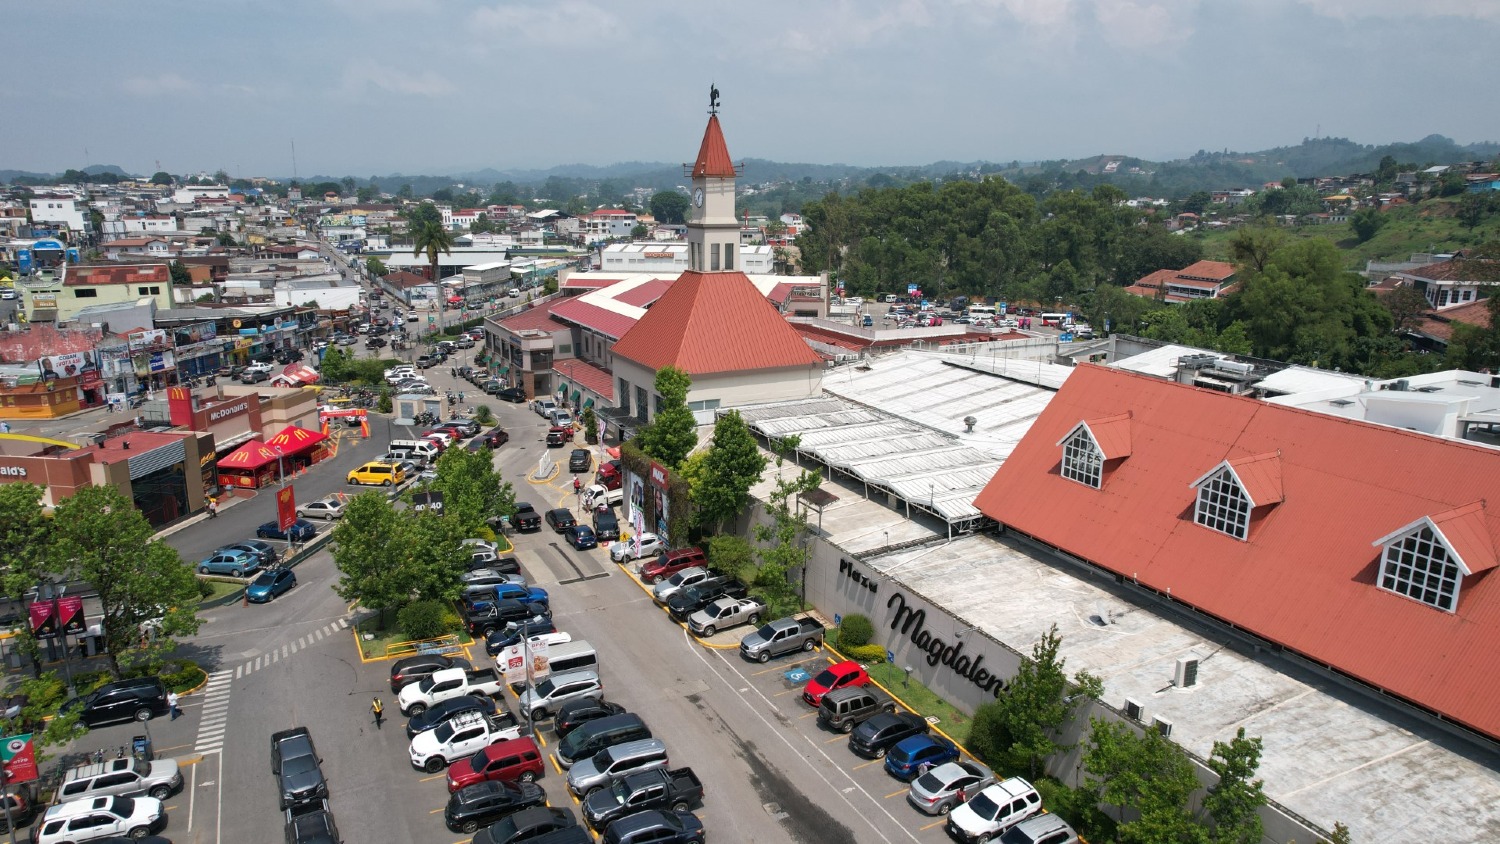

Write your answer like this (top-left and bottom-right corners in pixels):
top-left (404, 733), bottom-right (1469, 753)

top-left (1123, 260), bottom-right (1239, 302)
top-left (1392, 253), bottom-right (1500, 310)
top-left (597, 241), bottom-right (773, 274)
top-left (17, 264), bottom-right (175, 326)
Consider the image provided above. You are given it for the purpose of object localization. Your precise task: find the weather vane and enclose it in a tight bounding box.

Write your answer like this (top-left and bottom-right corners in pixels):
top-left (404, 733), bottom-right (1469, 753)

top-left (709, 83), bottom-right (720, 115)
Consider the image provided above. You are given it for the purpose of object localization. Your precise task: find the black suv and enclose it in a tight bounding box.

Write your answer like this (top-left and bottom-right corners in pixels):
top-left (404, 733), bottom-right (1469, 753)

top-left (271, 727), bottom-right (327, 810)
top-left (63, 677), bottom-right (168, 728)
top-left (285, 799), bottom-right (339, 844)
top-left (389, 654), bottom-right (472, 693)
top-left (545, 509), bottom-right (576, 533)
top-left (848, 711), bottom-right (930, 759)
top-left (475, 806), bottom-right (579, 844)
top-left (567, 449), bottom-right (591, 473)
top-left (601, 809), bottom-right (705, 844)
top-left (444, 781), bottom-right (548, 834)
top-left (553, 699), bottom-right (627, 740)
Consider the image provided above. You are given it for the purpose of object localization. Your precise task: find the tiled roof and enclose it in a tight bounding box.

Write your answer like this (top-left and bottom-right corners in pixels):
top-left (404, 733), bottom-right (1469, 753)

top-left (387, 271), bottom-right (431, 289)
top-left (974, 364), bottom-right (1500, 741)
top-left (1400, 257), bottom-right (1500, 283)
top-left (1129, 268), bottom-right (1177, 291)
top-left (1176, 260), bottom-right (1237, 282)
top-left (611, 271), bottom-right (821, 375)
top-left (553, 359), bottom-right (614, 400)
top-left (65, 264), bottom-right (170, 287)
top-left (1410, 299), bottom-right (1493, 342)
top-left (690, 115), bottom-right (737, 179)
top-left (498, 304), bottom-right (567, 333)
top-left (549, 297), bottom-right (637, 339)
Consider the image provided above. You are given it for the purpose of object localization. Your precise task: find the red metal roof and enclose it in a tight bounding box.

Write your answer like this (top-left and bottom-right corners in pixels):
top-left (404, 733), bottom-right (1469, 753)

top-left (615, 279), bottom-right (671, 308)
top-left (691, 115), bottom-right (737, 179)
top-left (218, 438), bottom-right (280, 470)
top-left (611, 271), bottom-right (822, 375)
top-left (499, 304), bottom-right (568, 334)
top-left (553, 359), bottom-right (615, 400)
top-left (1176, 260), bottom-right (1236, 281)
top-left (265, 424), bottom-right (327, 453)
top-left (974, 364), bottom-right (1500, 740)
top-left (549, 298), bottom-right (638, 340)
top-left (66, 264), bottom-right (171, 286)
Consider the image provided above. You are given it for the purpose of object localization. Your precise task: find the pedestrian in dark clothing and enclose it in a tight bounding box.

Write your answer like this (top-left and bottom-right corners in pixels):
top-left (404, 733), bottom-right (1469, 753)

top-left (371, 697), bottom-right (384, 729)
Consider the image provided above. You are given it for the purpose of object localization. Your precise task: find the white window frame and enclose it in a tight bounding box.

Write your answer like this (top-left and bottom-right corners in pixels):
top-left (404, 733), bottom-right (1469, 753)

top-left (1060, 428), bottom-right (1103, 489)
top-left (1378, 525), bottom-right (1462, 612)
top-left (1194, 466), bottom-right (1251, 541)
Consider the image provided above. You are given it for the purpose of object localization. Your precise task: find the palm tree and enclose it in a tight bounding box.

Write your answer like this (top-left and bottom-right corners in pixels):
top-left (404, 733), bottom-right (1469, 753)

top-left (411, 221), bottom-right (453, 307)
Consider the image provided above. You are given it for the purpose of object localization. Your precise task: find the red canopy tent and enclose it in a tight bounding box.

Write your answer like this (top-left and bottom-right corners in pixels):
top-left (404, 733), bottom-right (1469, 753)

top-left (265, 424), bottom-right (331, 473)
top-left (217, 438), bottom-right (281, 489)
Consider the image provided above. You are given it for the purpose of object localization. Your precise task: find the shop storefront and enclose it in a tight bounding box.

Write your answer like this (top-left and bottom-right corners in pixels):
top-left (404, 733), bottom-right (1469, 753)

top-left (263, 424), bottom-right (330, 475)
top-left (217, 438), bottom-right (281, 489)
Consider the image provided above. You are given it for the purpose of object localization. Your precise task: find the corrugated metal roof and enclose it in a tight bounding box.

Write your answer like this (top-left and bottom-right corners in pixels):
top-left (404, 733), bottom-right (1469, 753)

top-left (975, 363), bottom-right (1500, 741)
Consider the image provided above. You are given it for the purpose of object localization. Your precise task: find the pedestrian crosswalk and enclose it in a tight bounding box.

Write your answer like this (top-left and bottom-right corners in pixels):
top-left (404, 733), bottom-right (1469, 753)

top-left (232, 618), bottom-right (348, 680)
top-left (193, 669), bottom-right (233, 754)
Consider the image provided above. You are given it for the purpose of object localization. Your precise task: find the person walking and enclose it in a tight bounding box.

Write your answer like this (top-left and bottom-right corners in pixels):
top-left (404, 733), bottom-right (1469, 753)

top-left (0, 421), bottom-right (9, 434)
top-left (167, 690), bottom-right (181, 720)
top-left (573, 477), bottom-right (582, 496)
top-left (371, 697), bottom-right (384, 729)
top-left (207, 496), bottom-right (218, 519)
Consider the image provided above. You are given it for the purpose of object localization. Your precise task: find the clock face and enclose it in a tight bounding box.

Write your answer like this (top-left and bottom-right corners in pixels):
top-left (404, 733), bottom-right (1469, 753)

top-left (693, 188), bottom-right (704, 207)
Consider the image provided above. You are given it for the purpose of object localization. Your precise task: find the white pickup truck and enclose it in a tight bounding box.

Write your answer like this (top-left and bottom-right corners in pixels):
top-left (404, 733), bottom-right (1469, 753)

top-left (408, 710), bottom-right (521, 773)
top-left (397, 666), bottom-right (504, 716)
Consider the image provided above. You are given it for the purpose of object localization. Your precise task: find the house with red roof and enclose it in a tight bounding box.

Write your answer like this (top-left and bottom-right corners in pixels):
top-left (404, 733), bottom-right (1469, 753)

top-left (1393, 253), bottom-right (1500, 310)
top-left (1123, 260), bottom-right (1238, 303)
top-left (974, 363), bottom-right (1500, 742)
top-left (608, 110), bottom-right (823, 425)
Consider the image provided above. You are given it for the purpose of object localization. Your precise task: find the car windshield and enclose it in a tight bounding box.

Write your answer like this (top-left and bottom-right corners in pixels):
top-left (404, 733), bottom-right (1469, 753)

top-left (812, 669), bottom-right (837, 687)
top-left (468, 748), bottom-right (489, 768)
top-left (967, 792), bottom-right (1001, 820)
top-left (914, 770), bottom-right (945, 792)
top-left (253, 573), bottom-right (276, 586)
top-left (109, 796), bottom-right (134, 816)
top-left (433, 721), bottom-right (456, 744)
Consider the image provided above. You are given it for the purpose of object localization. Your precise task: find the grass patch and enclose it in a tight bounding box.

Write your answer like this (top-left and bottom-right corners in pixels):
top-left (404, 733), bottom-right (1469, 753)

top-left (354, 611), bottom-right (472, 660)
top-left (867, 662), bottom-right (973, 747)
top-left (197, 580), bottom-right (243, 604)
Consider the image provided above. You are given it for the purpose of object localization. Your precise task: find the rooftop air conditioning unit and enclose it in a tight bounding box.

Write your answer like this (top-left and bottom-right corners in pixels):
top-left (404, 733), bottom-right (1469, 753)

top-left (1153, 716), bottom-right (1174, 738)
top-left (1123, 698), bottom-right (1143, 721)
top-left (1213, 359), bottom-right (1255, 377)
top-left (1174, 656), bottom-right (1200, 689)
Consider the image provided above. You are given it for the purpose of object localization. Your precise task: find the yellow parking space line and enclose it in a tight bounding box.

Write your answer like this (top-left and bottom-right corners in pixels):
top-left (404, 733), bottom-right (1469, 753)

top-left (429, 807), bottom-right (444, 814)
top-left (773, 689), bottom-right (798, 697)
top-left (921, 819), bottom-right (946, 831)
top-left (825, 735), bottom-right (846, 744)
top-left (885, 789), bottom-right (907, 799)
top-left (549, 753), bottom-right (563, 775)
top-left (177, 755), bottom-right (206, 767)
top-left (156, 743), bottom-right (193, 754)
top-left (853, 759), bottom-right (882, 770)
top-left (165, 804), bottom-right (180, 812)
top-left (800, 711), bottom-right (818, 719)
top-left (420, 772), bottom-right (446, 782)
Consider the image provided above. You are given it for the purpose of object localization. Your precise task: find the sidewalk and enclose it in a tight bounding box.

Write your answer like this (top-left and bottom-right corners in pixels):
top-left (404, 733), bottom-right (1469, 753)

top-left (153, 490), bottom-right (257, 539)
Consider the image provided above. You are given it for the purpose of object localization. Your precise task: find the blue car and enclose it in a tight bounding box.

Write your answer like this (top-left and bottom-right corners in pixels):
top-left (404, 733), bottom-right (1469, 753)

top-left (885, 734), bottom-right (960, 781)
top-left (566, 525), bottom-right (597, 550)
top-left (246, 568), bottom-right (296, 603)
top-left (198, 548), bottom-right (262, 577)
top-left (256, 518), bottom-right (318, 542)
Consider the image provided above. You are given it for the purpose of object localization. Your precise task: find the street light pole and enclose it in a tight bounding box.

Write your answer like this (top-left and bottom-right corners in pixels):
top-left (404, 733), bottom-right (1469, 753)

top-left (275, 445), bottom-right (285, 486)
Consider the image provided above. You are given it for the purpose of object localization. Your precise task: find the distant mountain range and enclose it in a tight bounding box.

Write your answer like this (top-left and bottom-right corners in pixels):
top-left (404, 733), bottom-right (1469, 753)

top-left (6, 136), bottom-right (1497, 199)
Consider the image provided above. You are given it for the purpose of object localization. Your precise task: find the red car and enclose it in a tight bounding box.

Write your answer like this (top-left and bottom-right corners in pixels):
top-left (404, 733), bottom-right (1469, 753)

top-left (429, 425), bottom-right (468, 441)
top-left (639, 547), bottom-right (708, 584)
top-left (802, 660), bottom-right (871, 706)
top-left (445, 737), bottom-right (544, 792)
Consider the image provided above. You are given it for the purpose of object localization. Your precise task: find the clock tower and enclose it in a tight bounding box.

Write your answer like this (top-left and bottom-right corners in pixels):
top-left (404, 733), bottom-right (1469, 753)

top-left (684, 93), bottom-right (742, 274)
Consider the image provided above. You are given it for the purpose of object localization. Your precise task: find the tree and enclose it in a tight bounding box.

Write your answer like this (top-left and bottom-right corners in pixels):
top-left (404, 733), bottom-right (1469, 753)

top-left (1350, 208), bottom-right (1386, 243)
top-left (750, 437), bottom-right (820, 615)
top-left (331, 493), bottom-right (414, 622)
top-left (149, 171), bottom-right (174, 186)
top-left (631, 224), bottom-right (649, 239)
top-left (214, 169), bottom-right (230, 185)
top-left (49, 485), bottom-right (201, 679)
top-left (319, 346), bottom-right (354, 382)
top-left (365, 256), bottom-right (388, 277)
top-left (580, 404), bottom-right (598, 444)
top-left (411, 220), bottom-right (453, 288)
top-left (650, 190), bottom-right (690, 225)
top-left (1382, 286), bottom-right (1431, 334)
top-left (632, 367), bottom-right (697, 470)
top-left (1085, 719), bottom-right (1203, 844)
top-left (216, 231), bottom-right (237, 247)
top-left (0, 484), bottom-right (59, 677)
top-left (969, 624), bottom-right (1102, 778)
top-left (692, 411), bottom-right (767, 532)
top-left (1457, 193), bottom-right (1490, 231)
top-left (168, 261), bottom-right (192, 287)
top-left (1201, 728), bottom-right (1265, 844)
top-left (426, 444), bottom-right (515, 540)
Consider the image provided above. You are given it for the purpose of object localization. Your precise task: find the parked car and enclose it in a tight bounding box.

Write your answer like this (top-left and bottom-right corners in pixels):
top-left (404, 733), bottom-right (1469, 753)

top-left (739, 616), bottom-right (825, 663)
top-left (443, 781), bottom-right (548, 834)
top-left (945, 777), bottom-right (1043, 842)
top-left (553, 699), bottom-right (626, 740)
top-left (496, 387), bottom-right (527, 403)
top-left (593, 509), bottom-right (620, 542)
top-left (512, 503), bottom-right (542, 532)
top-left (256, 519), bottom-right (317, 542)
top-left (565, 738), bottom-right (670, 798)
top-left (409, 711), bottom-right (523, 774)
top-left (567, 449), bottom-right (591, 473)
top-left (443, 735), bottom-right (545, 789)
top-left (405, 695), bottom-right (505, 740)
top-left (471, 806), bottom-right (577, 844)
top-left (582, 767), bottom-right (702, 831)
top-left (397, 666), bottom-right (505, 716)
top-left (389, 654), bottom-right (472, 693)
top-left (545, 427), bottom-right (570, 448)
top-left (226, 539), bottom-right (279, 568)
top-left (640, 547), bottom-right (708, 584)
top-left (610, 533), bottom-right (664, 562)
top-left (687, 596), bottom-right (767, 637)
top-left (474, 427), bottom-right (510, 449)
top-left (465, 599), bottom-right (551, 638)
top-left (31, 796), bottom-right (167, 844)
top-left (566, 525), bottom-right (598, 550)
top-left (884, 734), bottom-right (961, 781)
top-left (296, 497), bottom-right (346, 520)
top-left (483, 623), bottom-right (568, 657)
top-left (849, 710), bottom-right (930, 759)
top-left (247, 568), bottom-right (297, 602)
top-left (600, 808), bottom-right (705, 844)
top-left (666, 578), bottom-right (749, 624)
top-left (197, 547), bottom-right (262, 577)
top-left (517, 669), bottom-right (605, 722)
top-left (997, 812), bottom-right (1079, 844)
top-left (545, 508), bottom-right (577, 533)
top-left (906, 759), bottom-right (998, 815)
top-left (652, 566), bottom-right (714, 604)
top-left (56, 756), bottom-right (182, 803)
top-left (802, 660), bottom-right (871, 707)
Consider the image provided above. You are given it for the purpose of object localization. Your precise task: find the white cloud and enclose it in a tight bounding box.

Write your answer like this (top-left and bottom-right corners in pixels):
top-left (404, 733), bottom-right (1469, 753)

top-left (338, 60), bottom-right (454, 97)
top-left (1296, 0), bottom-right (1500, 22)
top-left (960, 0), bottom-right (1078, 28)
top-left (1093, 0), bottom-right (1194, 49)
top-left (120, 73), bottom-right (199, 96)
top-left (469, 0), bottom-right (624, 45)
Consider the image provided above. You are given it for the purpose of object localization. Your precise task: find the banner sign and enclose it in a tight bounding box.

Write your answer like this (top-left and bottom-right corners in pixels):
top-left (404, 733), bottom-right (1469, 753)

top-left (38, 350), bottom-right (95, 380)
top-left (58, 595), bottom-right (85, 636)
top-left (276, 486), bottom-right (296, 531)
top-left (28, 601), bottom-right (57, 639)
top-left (648, 461), bottom-right (669, 490)
top-left (0, 734), bottom-right (38, 785)
top-left (498, 639), bottom-right (551, 686)
top-left (127, 329), bottom-right (169, 350)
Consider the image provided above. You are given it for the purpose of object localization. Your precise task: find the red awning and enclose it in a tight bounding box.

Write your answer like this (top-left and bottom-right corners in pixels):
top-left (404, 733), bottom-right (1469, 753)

top-left (605, 446), bottom-right (621, 458)
top-left (218, 438), bottom-right (280, 470)
top-left (281, 363), bottom-right (320, 384)
top-left (265, 424), bottom-right (327, 454)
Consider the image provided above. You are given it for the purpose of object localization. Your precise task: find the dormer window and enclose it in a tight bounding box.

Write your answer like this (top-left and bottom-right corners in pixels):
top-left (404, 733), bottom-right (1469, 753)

top-left (1060, 428), bottom-right (1103, 488)
top-left (1193, 466), bottom-right (1250, 540)
top-left (1378, 525), bottom-right (1461, 612)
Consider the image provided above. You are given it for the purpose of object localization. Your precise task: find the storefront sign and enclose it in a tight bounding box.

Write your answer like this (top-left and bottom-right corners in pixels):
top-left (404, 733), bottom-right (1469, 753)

top-left (649, 461), bottom-right (669, 490)
top-left (209, 400), bottom-right (250, 422)
top-left (886, 592), bottom-right (1007, 698)
top-left (127, 329), bottom-right (168, 350)
top-left (1, 735), bottom-right (38, 785)
top-left (838, 558), bottom-right (878, 593)
top-left (0, 466), bottom-right (28, 478)
top-left (644, 252), bottom-right (673, 259)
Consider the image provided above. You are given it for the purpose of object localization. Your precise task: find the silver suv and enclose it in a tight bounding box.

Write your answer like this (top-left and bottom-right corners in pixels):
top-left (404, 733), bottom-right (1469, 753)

top-left (56, 757), bottom-right (182, 803)
top-left (516, 669), bottom-right (604, 721)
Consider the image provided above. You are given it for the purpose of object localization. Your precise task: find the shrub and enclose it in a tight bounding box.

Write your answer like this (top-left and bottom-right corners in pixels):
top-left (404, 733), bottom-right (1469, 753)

top-left (840, 643), bottom-right (888, 665)
top-left (398, 599), bottom-right (451, 641)
top-left (19, 674), bottom-right (68, 712)
top-left (159, 661), bottom-right (206, 693)
top-left (1036, 778), bottom-right (1116, 842)
top-left (474, 404), bottom-right (494, 424)
top-left (838, 613), bottom-right (874, 647)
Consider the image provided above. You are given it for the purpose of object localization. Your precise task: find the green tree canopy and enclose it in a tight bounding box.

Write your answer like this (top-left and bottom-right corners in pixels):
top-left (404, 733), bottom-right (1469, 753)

top-left (969, 624), bottom-right (1102, 778)
top-left (650, 190), bottom-right (691, 225)
top-left (1085, 719), bottom-right (1202, 844)
top-left (425, 443), bottom-right (516, 538)
top-left (149, 171), bottom-right (174, 185)
top-left (692, 410), bottom-right (767, 532)
top-left (1201, 727), bottom-right (1266, 844)
top-left (633, 367), bottom-right (697, 470)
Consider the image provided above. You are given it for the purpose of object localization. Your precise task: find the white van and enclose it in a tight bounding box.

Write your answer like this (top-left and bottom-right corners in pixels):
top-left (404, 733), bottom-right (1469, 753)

top-left (544, 640), bottom-right (598, 677)
top-left (389, 439), bottom-right (441, 463)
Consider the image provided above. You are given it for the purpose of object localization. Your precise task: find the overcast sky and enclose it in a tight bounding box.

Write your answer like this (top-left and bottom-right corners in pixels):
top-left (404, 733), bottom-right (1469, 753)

top-left (7, 1), bottom-right (1498, 179)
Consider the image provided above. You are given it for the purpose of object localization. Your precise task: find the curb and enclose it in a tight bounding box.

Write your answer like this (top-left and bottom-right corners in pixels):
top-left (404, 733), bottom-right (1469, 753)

top-left (823, 641), bottom-right (979, 764)
top-left (177, 665), bottom-right (212, 697)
